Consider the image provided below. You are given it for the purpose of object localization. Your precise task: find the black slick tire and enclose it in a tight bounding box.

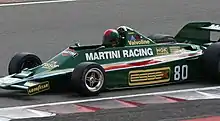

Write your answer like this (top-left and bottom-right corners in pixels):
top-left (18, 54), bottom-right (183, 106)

top-left (71, 62), bottom-right (106, 96)
top-left (8, 52), bottom-right (42, 75)
top-left (202, 42), bottom-right (220, 81)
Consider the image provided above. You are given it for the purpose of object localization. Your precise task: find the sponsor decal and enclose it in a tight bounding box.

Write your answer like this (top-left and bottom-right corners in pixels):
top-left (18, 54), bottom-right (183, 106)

top-left (156, 47), bottom-right (169, 55)
top-left (121, 48), bottom-right (153, 58)
top-left (85, 48), bottom-right (154, 61)
top-left (42, 61), bottom-right (59, 70)
top-left (128, 67), bottom-right (170, 86)
top-left (27, 81), bottom-right (50, 95)
top-left (169, 46), bottom-right (181, 53)
top-left (128, 40), bottom-right (150, 45)
top-left (127, 31), bottom-right (150, 45)
top-left (62, 48), bottom-right (78, 57)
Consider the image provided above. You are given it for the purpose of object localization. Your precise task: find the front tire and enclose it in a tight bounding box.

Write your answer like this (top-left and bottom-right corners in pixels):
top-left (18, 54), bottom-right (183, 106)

top-left (71, 62), bottom-right (106, 96)
top-left (8, 52), bottom-right (42, 75)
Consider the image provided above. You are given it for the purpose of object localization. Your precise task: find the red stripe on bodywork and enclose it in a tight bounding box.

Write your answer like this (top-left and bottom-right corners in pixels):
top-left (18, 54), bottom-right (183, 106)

top-left (104, 60), bottom-right (161, 71)
top-left (128, 60), bottom-right (160, 66)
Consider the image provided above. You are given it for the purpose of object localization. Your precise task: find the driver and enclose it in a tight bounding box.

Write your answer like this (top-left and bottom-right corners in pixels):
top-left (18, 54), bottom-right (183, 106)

top-left (102, 29), bottom-right (120, 47)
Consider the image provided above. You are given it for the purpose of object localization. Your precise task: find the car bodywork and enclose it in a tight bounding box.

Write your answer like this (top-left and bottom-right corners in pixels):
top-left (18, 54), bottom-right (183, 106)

top-left (0, 22), bottom-right (219, 95)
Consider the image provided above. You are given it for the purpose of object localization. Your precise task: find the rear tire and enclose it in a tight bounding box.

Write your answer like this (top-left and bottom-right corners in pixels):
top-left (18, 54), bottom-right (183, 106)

top-left (202, 42), bottom-right (220, 81)
top-left (71, 62), bottom-right (106, 96)
top-left (8, 52), bottom-right (42, 75)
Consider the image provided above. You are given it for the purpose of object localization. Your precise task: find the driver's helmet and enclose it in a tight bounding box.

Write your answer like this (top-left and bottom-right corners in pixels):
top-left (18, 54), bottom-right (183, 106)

top-left (102, 29), bottom-right (120, 47)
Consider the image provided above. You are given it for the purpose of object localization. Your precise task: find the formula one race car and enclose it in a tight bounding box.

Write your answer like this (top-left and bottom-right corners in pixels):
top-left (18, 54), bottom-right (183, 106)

top-left (1, 22), bottom-right (220, 96)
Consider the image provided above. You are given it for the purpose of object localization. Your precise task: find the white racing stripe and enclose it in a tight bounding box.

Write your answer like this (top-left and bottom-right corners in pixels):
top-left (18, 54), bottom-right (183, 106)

top-left (0, 86), bottom-right (220, 111)
top-left (0, 0), bottom-right (77, 7)
top-left (105, 50), bottom-right (202, 72)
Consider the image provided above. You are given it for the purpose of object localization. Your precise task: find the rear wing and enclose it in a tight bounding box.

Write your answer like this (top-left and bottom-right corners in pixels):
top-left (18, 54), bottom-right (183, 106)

top-left (174, 22), bottom-right (220, 45)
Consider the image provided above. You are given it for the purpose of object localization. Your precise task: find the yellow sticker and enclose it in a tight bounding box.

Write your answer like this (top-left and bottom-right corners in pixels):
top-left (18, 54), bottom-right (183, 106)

top-left (156, 47), bottom-right (169, 55)
top-left (27, 81), bottom-right (50, 95)
top-left (128, 67), bottom-right (170, 86)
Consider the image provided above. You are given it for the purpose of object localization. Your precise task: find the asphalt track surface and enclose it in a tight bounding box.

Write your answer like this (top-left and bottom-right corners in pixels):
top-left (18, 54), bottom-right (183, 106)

top-left (11, 99), bottom-right (220, 121)
top-left (0, 0), bottom-right (220, 120)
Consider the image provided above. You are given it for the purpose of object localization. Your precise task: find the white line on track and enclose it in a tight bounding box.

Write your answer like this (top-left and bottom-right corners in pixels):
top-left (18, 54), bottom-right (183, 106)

top-left (0, 0), bottom-right (77, 7)
top-left (0, 86), bottom-right (220, 110)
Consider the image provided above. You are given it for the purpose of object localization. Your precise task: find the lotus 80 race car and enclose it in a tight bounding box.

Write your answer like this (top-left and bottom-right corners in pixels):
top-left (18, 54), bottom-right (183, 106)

top-left (1, 22), bottom-right (220, 96)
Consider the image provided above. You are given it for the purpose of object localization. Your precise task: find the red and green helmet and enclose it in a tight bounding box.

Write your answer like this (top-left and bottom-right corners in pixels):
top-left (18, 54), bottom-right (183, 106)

top-left (102, 29), bottom-right (120, 47)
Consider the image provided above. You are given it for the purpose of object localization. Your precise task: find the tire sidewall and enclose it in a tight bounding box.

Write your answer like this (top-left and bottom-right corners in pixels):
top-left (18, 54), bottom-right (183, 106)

top-left (202, 42), bottom-right (220, 81)
top-left (71, 62), bottom-right (106, 96)
top-left (8, 53), bottom-right (42, 75)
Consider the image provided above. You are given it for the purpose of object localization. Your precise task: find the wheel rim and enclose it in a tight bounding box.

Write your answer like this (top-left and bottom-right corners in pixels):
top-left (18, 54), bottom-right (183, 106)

top-left (84, 68), bottom-right (104, 92)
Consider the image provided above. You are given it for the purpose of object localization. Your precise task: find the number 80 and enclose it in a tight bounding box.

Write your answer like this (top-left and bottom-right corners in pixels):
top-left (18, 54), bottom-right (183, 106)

top-left (174, 65), bottom-right (188, 81)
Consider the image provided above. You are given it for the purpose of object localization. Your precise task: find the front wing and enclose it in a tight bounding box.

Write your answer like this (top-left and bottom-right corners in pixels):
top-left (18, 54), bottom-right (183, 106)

top-left (0, 75), bottom-right (50, 95)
